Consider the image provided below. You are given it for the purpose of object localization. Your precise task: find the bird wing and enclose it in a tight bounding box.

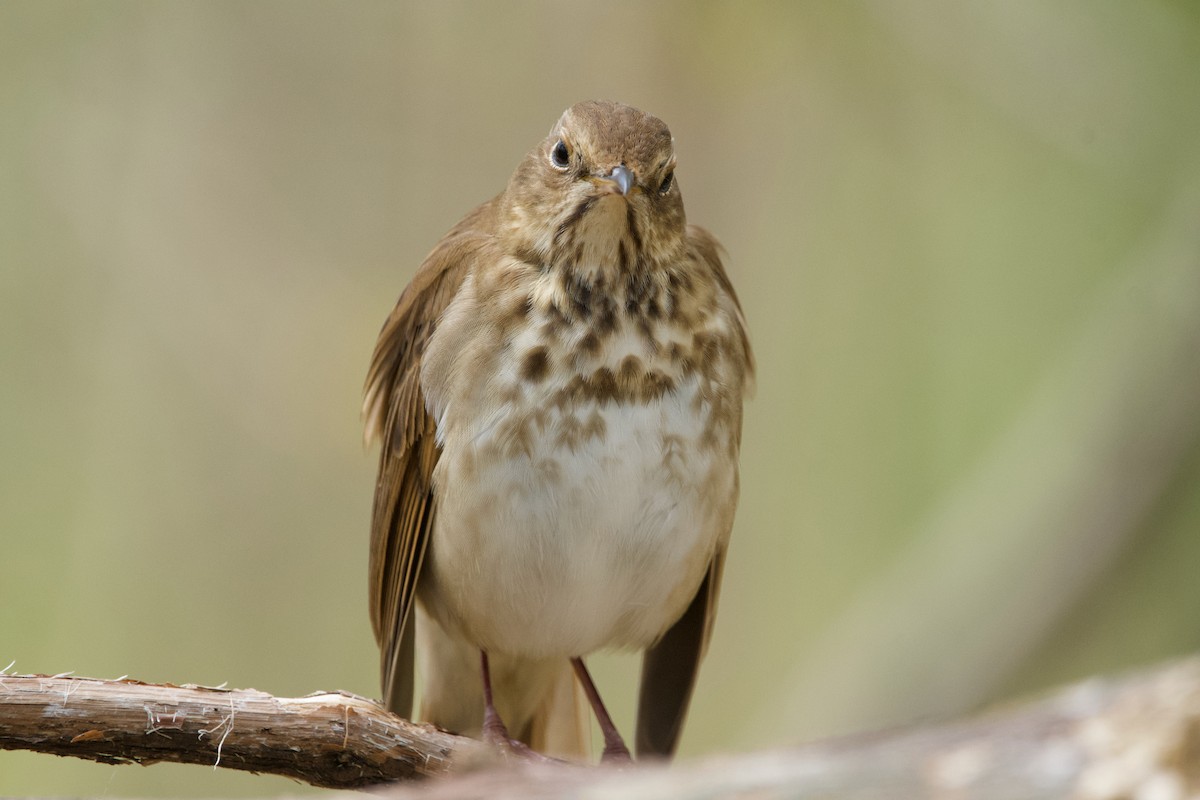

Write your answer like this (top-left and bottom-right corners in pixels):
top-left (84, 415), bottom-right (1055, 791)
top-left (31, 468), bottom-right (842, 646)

top-left (636, 549), bottom-right (726, 758)
top-left (636, 225), bottom-right (754, 757)
top-left (364, 200), bottom-right (497, 717)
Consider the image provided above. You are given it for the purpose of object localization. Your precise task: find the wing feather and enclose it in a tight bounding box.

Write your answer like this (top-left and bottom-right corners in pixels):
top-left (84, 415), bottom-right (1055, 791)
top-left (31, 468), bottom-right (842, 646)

top-left (364, 200), bottom-right (497, 716)
top-left (636, 550), bottom-right (725, 758)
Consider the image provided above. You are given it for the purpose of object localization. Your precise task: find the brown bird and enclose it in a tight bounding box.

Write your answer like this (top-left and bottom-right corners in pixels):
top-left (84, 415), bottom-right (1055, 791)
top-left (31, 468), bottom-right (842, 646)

top-left (363, 100), bottom-right (753, 761)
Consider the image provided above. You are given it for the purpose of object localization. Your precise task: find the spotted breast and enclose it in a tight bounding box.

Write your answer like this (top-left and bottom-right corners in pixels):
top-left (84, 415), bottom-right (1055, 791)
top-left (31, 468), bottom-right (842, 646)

top-left (419, 246), bottom-right (745, 659)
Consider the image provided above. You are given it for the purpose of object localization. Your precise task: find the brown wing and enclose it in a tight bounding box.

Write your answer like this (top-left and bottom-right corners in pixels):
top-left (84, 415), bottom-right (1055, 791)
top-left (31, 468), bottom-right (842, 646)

top-left (636, 225), bottom-right (753, 757)
top-left (364, 200), bottom-right (497, 717)
top-left (636, 549), bottom-right (726, 758)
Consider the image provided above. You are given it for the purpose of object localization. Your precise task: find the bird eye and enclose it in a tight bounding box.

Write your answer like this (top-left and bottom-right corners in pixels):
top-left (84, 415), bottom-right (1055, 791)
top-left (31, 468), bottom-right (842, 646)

top-left (550, 140), bottom-right (570, 169)
top-left (658, 171), bottom-right (674, 194)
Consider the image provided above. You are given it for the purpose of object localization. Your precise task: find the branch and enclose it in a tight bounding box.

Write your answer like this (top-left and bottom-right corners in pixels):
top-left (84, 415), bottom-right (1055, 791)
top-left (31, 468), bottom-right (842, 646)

top-left (5, 656), bottom-right (1200, 797)
top-left (0, 674), bottom-right (484, 789)
top-left (384, 654), bottom-right (1200, 799)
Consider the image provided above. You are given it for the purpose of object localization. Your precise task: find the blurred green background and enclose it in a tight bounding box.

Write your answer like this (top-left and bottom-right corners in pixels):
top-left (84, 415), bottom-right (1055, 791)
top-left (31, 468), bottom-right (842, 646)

top-left (3, 1), bottom-right (1200, 795)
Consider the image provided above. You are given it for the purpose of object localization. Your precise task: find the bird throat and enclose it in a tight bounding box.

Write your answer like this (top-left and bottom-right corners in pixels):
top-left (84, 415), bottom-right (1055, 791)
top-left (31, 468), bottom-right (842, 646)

top-left (551, 194), bottom-right (644, 279)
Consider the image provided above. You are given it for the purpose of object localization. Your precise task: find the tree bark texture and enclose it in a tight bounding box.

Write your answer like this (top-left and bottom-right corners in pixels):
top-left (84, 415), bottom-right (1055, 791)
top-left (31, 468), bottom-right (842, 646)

top-left (4, 656), bottom-right (1200, 797)
top-left (0, 674), bottom-right (482, 789)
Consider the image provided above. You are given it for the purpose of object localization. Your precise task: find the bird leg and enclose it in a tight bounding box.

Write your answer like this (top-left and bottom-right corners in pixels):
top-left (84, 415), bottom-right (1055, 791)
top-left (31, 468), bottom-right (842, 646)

top-left (479, 650), bottom-right (545, 760)
top-left (571, 657), bottom-right (633, 763)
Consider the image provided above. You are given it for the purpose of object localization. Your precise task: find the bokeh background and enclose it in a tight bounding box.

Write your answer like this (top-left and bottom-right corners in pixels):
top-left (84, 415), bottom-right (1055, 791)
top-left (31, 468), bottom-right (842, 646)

top-left (3, 1), bottom-right (1200, 795)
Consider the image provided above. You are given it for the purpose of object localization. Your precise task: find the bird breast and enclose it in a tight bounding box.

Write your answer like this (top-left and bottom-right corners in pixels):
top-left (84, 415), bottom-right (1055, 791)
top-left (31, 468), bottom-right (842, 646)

top-left (418, 265), bottom-right (741, 659)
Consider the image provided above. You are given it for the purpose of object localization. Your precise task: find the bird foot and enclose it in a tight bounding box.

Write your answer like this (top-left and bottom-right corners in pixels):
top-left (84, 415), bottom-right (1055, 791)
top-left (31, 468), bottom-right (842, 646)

top-left (481, 712), bottom-right (558, 764)
top-left (600, 741), bottom-right (633, 765)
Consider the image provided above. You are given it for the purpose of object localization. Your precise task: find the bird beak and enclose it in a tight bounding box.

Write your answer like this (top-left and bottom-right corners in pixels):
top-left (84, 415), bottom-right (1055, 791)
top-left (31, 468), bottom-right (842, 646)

top-left (599, 164), bottom-right (636, 196)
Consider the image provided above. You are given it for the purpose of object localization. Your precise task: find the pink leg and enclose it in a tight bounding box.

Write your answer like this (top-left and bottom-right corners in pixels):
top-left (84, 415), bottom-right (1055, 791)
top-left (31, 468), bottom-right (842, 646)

top-left (571, 657), bottom-right (633, 763)
top-left (478, 651), bottom-right (550, 761)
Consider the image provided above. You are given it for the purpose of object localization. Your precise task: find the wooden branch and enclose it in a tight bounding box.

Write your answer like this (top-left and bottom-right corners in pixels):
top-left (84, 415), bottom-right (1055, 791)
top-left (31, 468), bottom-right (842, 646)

top-left (5, 656), bottom-right (1200, 797)
top-left (383, 654), bottom-right (1200, 799)
top-left (0, 674), bottom-right (485, 789)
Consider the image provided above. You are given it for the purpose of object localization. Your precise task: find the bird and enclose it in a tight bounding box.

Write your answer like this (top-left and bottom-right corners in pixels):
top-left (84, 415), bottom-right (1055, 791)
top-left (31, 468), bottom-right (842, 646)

top-left (363, 100), bottom-right (753, 762)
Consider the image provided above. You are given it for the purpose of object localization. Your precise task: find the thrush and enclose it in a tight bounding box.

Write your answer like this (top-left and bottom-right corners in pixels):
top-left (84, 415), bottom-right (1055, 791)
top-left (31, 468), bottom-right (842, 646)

top-left (363, 100), bottom-right (753, 762)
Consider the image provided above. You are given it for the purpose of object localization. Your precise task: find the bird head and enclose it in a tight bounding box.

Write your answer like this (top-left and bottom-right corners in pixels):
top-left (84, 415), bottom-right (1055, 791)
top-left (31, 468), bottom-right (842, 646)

top-left (500, 101), bottom-right (688, 274)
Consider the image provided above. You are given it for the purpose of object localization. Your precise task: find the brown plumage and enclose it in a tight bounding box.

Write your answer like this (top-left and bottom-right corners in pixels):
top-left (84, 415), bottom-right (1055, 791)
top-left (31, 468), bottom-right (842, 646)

top-left (364, 100), bottom-right (752, 760)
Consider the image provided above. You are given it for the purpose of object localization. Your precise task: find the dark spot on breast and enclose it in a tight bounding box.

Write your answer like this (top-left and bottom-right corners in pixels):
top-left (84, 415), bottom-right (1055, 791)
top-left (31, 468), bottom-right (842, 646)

top-left (643, 371), bottom-right (676, 401)
top-left (625, 272), bottom-right (651, 313)
top-left (595, 303), bottom-right (618, 336)
top-left (577, 331), bottom-right (601, 357)
top-left (545, 301), bottom-right (571, 330)
top-left (618, 355), bottom-right (643, 383)
top-left (520, 346), bottom-right (551, 383)
top-left (566, 269), bottom-right (594, 319)
top-left (550, 361), bottom-right (677, 407)
top-left (590, 367), bottom-right (618, 403)
top-left (637, 315), bottom-right (658, 352)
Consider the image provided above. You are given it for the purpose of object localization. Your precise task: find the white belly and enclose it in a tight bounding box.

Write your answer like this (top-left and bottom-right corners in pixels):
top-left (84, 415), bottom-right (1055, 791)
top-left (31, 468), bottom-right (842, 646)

top-left (421, 376), bottom-right (734, 659)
